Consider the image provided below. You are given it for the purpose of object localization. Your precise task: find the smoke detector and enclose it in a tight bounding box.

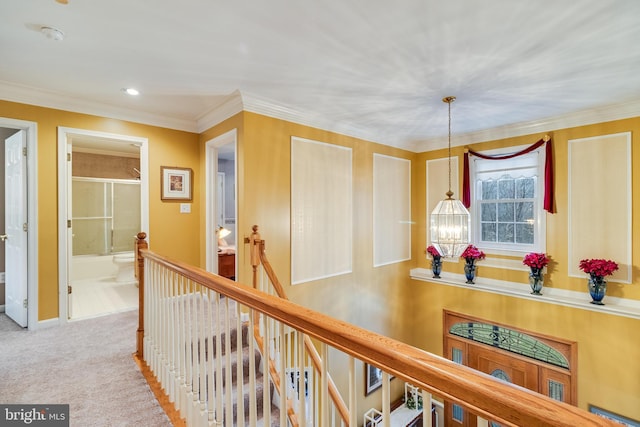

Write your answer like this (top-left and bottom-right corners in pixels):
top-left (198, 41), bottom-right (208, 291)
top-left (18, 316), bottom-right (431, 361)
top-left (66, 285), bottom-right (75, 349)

top-left (41, 26), bottom-right (65, 41)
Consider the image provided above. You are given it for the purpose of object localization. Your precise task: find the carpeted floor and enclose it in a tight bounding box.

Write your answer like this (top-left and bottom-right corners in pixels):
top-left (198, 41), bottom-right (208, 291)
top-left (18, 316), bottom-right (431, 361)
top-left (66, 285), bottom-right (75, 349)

top-left (0, 310), bottom-right (172, 427)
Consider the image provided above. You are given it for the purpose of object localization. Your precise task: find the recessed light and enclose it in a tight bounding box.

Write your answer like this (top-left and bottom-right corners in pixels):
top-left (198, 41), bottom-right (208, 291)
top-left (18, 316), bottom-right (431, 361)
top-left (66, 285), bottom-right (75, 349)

top-left (122, 88), bottom-right (140, 96)
top-left (41, 26), bottom-right (65, 41)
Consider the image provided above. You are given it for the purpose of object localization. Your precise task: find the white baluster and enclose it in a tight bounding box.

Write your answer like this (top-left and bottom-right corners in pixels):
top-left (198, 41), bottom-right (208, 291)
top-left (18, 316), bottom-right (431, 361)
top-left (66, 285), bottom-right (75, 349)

top-left (235, 300), bottom-right (245, 427)
top-left (248, 308), bottom-right (257, 427)
top-left (382, 371), bottom-right (391, 427)
top-left (349, 356), bottom-right (356, 427)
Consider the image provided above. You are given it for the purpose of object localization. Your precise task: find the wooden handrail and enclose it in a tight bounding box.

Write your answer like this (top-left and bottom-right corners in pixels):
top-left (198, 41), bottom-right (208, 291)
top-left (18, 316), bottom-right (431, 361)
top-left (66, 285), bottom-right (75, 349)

top-left (136, 233), bottom-right (619, 427)
top-left (246, 225), bottom-right (351, 425)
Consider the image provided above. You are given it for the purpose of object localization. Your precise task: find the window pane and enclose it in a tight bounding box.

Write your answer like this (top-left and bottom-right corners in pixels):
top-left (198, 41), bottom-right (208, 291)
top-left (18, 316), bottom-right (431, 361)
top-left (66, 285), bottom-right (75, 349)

top-left (498, 223), bottom-right (514, 242)
top-left (515, 202), bottom-right (534, 222)
top-left (548, 380), bottom-right (564, 402)
top-left (516, 223), bottom-right (534, 244)
top-left (452, 348), bottom-right (463, 364)
top-left (453, 404), bottom-right (464, 422)
top-left (498, 202), bottom-right (514, 222)
top-left (516, 177), bottom-right (535, 198)
top-left (498, 178), bottom-right (514, 199)
top-left (482, 180), bottom-right (497, 200)
top-left (482, 223), bottom-right (496, 242)
top-left (481, 203), bottom-right (496, 221)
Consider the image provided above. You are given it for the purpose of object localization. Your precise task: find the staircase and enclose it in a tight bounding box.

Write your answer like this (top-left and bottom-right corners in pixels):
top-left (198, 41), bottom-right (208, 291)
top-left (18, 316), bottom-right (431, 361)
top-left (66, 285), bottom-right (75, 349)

top-left (207, 303), bottom-right (281, 426)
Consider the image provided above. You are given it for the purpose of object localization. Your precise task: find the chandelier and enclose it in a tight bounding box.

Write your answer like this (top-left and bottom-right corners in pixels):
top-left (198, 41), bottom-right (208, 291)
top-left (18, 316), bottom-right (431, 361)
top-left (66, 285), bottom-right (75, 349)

top-left (429, 96), bottom-right (470, 258)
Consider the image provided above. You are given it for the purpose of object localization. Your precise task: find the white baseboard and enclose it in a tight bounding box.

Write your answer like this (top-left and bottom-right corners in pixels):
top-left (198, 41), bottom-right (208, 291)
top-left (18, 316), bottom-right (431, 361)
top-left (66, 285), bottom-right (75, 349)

top-left (0, 304), bottom-right (5, 313)
top-left (36, 317), bottom-right (60, 330)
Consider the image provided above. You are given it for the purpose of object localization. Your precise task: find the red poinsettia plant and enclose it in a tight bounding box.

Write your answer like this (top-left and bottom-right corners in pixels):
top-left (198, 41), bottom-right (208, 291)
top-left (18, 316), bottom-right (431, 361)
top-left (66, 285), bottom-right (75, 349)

top-left (579, 258), bottom-right (619, 277)
top-left (460, 245), bottom-right (485, 261)
top-left (426, 245), bottom-right (442, 259)
top-left (523, 252), bottom-right (549, 269)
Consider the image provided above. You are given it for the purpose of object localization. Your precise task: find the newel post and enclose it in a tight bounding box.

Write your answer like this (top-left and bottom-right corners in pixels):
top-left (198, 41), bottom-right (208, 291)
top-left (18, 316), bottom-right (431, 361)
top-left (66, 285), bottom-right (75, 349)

top-left (249, 225), bottom-right (261, 289)
top-left (135, 232), bottom-right (148, 359)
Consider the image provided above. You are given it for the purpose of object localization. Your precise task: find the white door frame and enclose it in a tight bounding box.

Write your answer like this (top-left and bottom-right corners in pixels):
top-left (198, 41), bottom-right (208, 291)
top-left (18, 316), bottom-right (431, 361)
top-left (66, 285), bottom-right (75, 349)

top-left (205, 129), bottom-right (237, 273)
top-left (57, 127), bottom-right (149, 323)
top-left (0, 117), bottom-right (38, 330)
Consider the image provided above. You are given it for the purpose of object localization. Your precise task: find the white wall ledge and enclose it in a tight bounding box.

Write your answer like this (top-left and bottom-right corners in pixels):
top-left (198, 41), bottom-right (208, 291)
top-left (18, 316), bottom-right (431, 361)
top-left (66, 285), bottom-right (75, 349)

top-left (410, 268), bottom-right (640, 320)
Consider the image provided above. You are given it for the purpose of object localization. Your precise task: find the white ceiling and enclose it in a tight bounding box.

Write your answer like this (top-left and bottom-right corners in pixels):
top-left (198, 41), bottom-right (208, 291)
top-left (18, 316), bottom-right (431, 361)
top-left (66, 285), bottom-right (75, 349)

top-left (2, 0), bottom-right (640, 152)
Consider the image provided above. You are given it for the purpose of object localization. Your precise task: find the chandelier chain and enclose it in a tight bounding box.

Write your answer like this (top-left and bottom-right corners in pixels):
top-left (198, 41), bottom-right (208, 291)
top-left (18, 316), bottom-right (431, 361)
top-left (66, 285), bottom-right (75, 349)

top-left (448, 99), bottom-right (452, 194)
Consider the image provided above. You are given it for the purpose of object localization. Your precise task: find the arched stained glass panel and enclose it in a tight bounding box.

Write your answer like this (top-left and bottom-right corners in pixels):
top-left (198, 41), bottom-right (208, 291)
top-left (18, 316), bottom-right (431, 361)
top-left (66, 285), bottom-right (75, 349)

top-left (449, 322), bottom-right (569, 369)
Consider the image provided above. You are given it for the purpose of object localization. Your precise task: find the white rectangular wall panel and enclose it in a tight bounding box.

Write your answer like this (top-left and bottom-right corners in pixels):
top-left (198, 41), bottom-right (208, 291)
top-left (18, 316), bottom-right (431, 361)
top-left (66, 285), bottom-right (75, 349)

top-left (291, 137), bottom-right (353, 284)
top-left (568, 132), bottom-right (631, 283)
top-left (373, 154), bottom-right (411, 266)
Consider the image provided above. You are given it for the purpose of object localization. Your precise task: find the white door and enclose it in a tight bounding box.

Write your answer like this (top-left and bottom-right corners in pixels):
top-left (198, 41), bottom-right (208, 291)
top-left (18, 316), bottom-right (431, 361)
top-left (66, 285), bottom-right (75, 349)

top-left (66, 144), bottom-right (73, 319)
top-left (4, 130), bottom-right (28, 327)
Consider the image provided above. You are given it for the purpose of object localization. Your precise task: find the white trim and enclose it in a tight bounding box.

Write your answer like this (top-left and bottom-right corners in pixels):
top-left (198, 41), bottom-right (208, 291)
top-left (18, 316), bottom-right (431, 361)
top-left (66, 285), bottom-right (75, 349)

top-left (0, 81), bottom-right (196, 133)
top-left (0, 117), bottom-right (38, 330)
top-left (412, 98), bottom-right (640, 152)
top-left (567, 132), bottom-right (632, 284)
top-left (5, 80), bottom-right (640, 153)
top-left (291, 137), bottom-right (353, 285)
top-left (373, 153), bottom-right (412, 267)
top-left (468, 144), bottom-right (546, 255)
top-left (57, 127), bottom-right (149, 323)
top-left (197, 92), bottom-right (244, 133)
top-left (410, 268), bottom-right (640, 320)
top-left (0, 304), bottom-right (4, 313)
top-left (205, 129), bottom-right (238, 274)
top-left (36, 317), bottom-right (60, 329)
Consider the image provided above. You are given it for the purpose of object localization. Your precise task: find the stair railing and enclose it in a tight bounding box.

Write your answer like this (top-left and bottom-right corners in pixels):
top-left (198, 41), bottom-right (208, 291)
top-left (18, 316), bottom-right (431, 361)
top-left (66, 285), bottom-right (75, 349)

top-left (246, 225), bottom-right (351, 426)
top-left (135, 231), bottom-right (621, 427)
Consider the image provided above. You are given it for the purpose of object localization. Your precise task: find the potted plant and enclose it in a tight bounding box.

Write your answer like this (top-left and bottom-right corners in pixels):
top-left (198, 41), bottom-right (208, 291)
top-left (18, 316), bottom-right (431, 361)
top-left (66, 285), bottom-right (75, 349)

top-left (522, 252), bottom-right (550, 295)
top-left (460, 245), bottom-right (485, 284)
top-left (426, 245), bottom-right (442, 278)
top-left (579, 258), bottom-right (618, 305)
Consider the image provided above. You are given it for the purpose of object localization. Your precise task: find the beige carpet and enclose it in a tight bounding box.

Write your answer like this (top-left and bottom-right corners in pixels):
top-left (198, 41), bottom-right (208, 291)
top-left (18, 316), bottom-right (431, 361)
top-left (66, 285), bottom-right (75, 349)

top-left (0, 310), bottom-right (172, 427)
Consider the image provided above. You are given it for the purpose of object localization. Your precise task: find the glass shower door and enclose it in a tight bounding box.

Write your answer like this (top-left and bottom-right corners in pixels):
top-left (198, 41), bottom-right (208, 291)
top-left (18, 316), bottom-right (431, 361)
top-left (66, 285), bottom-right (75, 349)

top-left (112, 182), bottom-right (141, 253)
top-left (72, 180), bottom-right (112, 256)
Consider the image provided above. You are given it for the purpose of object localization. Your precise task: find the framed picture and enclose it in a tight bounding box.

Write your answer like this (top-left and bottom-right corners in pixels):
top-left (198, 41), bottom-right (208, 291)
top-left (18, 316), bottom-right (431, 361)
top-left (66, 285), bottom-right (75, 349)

top-left (161, 166), bottom-right (193, 201)
top-left (365, 363), bottom-right (393, 395)
top-left (589, 405), bottom-right (639, 426)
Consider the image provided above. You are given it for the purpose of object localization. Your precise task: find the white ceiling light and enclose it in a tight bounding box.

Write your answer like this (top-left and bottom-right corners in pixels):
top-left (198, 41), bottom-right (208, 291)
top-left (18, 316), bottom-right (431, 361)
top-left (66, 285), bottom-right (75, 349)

top-left (122, 88), bottom-right (140, 96)
top-left (429, 96), bottom-right (471, 258)
top-left (40, 26), bottom-right (65, 41)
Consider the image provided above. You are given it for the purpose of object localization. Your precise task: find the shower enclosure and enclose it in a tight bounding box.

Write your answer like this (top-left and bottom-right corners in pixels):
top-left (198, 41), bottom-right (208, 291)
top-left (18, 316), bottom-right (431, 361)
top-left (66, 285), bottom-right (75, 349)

top-left (72, 177), bottom-right (141, 256)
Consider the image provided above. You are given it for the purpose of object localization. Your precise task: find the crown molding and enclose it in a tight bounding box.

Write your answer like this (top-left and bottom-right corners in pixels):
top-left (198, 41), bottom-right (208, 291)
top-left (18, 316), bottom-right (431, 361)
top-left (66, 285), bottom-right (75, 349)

top-left (3, 79), bottom-right (640, 153)
top-left (413, 98), bottom-right (640, 152)
top-left (240, 91), bottom-right (397, 146)
top-left (0, 80), bottom-right (198, 133)
top-left (195, 90), bottom-right (244, 133)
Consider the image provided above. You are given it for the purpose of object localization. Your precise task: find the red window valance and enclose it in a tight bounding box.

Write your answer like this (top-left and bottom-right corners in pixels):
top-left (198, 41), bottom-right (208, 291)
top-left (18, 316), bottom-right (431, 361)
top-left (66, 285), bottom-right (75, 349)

top-left (462, 137), bottom-right (555, 213)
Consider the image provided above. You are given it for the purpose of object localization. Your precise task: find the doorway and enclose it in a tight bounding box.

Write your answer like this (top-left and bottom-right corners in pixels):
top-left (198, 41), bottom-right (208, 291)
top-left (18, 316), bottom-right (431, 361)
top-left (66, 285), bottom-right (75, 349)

top-left (57, 127), bottom-right (149, 321)
top-left (205, 129), bottom-right (237, 278)
top-left (0, 118), bottom-right (38, 329)
top-left (443, 311), bottom-right (576, 426)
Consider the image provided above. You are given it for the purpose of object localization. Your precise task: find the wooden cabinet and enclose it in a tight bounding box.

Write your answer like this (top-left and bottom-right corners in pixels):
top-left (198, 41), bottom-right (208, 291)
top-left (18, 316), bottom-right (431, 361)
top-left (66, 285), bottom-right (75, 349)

top-left (218, 253), bottom-right (235, 279)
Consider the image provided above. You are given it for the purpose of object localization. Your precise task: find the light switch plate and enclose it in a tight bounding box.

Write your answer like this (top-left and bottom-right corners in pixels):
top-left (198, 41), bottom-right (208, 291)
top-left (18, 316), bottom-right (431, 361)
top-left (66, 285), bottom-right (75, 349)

top-left (180, 203), bottom-right (191, 213)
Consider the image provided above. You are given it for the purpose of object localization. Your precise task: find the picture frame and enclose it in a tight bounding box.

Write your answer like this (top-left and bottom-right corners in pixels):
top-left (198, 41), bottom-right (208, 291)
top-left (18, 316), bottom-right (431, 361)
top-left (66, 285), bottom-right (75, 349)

top-left (365, 363), bottom-right (393, 395)
top-left (161, 166), bottom-right (193, 201)
top-left (588, 405), bottom-right (639, 426)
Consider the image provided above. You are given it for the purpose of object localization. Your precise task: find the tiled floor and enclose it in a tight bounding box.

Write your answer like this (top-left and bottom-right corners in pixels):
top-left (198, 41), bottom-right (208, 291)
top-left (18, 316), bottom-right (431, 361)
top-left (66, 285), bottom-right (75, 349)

top-left (70, 276), bottom-right (138, 320)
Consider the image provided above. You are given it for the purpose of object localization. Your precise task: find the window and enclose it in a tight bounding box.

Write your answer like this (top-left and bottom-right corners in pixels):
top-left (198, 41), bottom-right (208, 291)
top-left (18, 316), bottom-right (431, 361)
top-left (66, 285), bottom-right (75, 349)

top-left (471, 147), bottom-right (545, 254)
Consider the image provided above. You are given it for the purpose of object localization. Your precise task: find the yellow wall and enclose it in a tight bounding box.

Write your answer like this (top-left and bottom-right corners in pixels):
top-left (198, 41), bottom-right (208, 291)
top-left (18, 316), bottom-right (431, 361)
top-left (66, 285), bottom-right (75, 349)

top-left (3, 95), bottom-right (638, 420)
top-left (413, 118), bottom-right (640, 419)
top-left (0, 100), bottom-right (200, 321)
top-left (201, 111), bottom-right (640, 420)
